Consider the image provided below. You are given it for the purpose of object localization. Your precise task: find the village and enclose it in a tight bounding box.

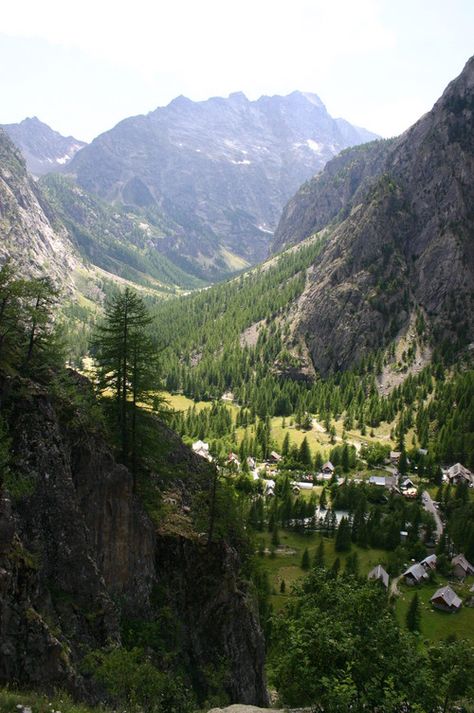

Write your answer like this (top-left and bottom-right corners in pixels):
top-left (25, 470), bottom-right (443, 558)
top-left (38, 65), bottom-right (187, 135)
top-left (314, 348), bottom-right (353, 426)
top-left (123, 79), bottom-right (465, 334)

top-left (192, 436), bottom-right (474, 633)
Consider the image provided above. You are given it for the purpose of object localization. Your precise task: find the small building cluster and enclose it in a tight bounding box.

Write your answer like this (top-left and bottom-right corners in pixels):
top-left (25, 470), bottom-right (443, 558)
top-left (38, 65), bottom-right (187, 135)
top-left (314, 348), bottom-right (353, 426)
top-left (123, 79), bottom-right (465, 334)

top-left (401, 552), bottom-right (474, 614)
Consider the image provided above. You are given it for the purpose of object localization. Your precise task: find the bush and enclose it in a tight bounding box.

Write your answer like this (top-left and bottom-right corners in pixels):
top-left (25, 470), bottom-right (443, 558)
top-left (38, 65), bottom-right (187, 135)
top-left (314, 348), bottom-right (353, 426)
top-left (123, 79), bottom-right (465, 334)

top-left (82, 647), bottom-right (194, 713)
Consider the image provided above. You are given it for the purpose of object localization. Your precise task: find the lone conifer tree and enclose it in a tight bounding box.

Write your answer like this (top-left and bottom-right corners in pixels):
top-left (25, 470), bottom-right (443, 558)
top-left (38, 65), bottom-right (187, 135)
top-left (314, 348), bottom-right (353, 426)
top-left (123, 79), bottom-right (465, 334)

top-left (93, 287), bottom-right (160, 487)
top-left (313, 539), bottom-right (325, 569)
top-left (301, 547), bottom-right (310, 570)
top-left (406, 592), bottom-right (421, 632)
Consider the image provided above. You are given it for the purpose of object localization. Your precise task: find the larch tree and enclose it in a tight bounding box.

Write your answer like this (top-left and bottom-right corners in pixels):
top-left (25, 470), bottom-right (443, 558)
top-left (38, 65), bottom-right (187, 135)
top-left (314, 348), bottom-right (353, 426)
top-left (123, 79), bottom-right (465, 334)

top-left (93, 287), bottom-right (161, 487)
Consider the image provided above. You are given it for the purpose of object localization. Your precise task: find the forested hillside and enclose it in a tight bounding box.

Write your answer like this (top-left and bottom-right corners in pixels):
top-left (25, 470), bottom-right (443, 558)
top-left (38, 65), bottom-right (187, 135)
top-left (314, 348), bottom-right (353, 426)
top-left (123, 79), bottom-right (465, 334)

top-left (145, 230), bottom-right (473, 471)
top-left (41, 174), bottom-right (203, 291)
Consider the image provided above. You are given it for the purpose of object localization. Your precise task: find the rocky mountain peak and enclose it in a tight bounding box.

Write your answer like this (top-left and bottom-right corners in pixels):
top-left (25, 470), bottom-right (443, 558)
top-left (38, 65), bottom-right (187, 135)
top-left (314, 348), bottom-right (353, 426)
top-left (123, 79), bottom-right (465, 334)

top-left (0, 117), bottom-right (86, 176)
top-left (63, 90), bottom-right (378, 280)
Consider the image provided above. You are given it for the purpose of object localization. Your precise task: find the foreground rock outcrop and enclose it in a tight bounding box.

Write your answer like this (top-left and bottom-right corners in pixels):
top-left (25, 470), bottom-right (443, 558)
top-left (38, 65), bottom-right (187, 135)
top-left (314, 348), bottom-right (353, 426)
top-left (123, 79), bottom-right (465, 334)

top-left (0, 372), bottom-right (267, 706)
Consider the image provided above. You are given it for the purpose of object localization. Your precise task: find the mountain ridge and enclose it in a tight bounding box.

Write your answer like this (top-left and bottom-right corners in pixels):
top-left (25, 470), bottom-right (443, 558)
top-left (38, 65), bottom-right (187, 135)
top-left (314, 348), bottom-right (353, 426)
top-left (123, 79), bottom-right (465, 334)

top-left (273, 55), bottom-right (474, 375)
top-left (62, 90), bottom-right (378, 280)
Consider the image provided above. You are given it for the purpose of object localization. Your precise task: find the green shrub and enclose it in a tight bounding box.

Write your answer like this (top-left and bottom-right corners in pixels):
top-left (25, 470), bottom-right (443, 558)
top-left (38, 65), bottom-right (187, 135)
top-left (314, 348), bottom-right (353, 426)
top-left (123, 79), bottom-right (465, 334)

top-left (82, 647), bottom-right (194, 713)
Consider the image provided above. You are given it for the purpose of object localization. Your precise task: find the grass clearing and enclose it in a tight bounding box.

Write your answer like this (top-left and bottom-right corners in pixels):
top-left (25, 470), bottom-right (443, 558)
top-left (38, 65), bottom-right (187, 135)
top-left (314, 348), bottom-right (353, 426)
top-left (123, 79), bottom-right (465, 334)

top-left (255, 528), bottom-right (386, 611)
top-left (395, 577), bottom-right (474, 642)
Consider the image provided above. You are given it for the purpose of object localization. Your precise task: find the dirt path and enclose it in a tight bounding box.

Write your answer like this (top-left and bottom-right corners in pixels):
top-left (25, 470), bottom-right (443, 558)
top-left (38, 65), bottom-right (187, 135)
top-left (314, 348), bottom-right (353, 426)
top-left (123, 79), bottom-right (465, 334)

top-left (390, 574), bottom-right (403, 597)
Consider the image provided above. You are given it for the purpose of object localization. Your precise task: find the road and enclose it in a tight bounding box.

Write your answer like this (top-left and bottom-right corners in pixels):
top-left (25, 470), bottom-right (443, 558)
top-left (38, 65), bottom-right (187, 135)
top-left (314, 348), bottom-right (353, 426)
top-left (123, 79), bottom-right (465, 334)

top-left (422, 490), bottom-right (444, 540)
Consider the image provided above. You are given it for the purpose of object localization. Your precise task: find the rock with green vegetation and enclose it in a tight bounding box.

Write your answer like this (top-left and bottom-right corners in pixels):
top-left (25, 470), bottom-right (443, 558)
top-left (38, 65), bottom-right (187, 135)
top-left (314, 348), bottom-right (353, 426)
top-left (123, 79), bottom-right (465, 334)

top-left (0, 364), bottom-right (267, 707)
top-left (273, 56), bottom-right (474, 375)
top-left (40, 173), bottom-right (202, 291)
top-left (0, 129), bottom-right (77, 288)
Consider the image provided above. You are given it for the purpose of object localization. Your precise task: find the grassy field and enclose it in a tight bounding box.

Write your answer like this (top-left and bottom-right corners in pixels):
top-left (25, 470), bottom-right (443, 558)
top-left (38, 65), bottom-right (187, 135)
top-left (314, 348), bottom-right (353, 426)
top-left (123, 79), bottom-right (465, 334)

top-left (163, 390), bottom-right (398, 459)
top-left (395, 577), bottom-right (474, 641)
top-left (162, 391), bottom-right (240, 419)
top-left (256, 528), bottom-right (386, 611)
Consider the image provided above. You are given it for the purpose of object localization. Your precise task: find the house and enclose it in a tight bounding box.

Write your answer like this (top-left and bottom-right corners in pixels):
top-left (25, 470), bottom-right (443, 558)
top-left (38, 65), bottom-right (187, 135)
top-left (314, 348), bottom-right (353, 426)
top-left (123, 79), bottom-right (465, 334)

top-left (192, 440), bottom-right (212, 462)
top-left (227, 452), bottom-right (240, 469)
top-left (403, 563), bottom-right (429, 585)
top-left (296, 482), bottom-right (314, 491)
top-left (430, 585), bottom-right (462, 613)
top-left (390, 451), bottom-right (401, 464)
top-left (264, 479), bottom-right (275, 497)
top-left (321, 461), bottom-right (335, 475)
top-left (269, 451), bottom-right (282, 463)
top-left (369, 475), bottom-right (387, 487)
top-left (369, 475), bottom-right (398, 491)
top-left (418, 448), bottom-right (428, 457)
top-left (368, 564), bottom-right (389, 589)
top-left (192, 439), bottom-right (209, 453)
top-left (451, 554), bottom-right (474, 579)
top-left (420, 554), bottom-right (437, 572)
top-left (400, 477), bottom-right (415, 490)
top-left (446, 463), bottom-right (473, 486)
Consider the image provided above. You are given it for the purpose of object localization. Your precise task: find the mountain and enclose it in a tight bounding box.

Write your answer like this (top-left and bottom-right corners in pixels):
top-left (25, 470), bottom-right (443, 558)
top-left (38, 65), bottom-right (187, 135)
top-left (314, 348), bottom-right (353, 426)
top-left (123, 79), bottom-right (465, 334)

top-left (1, 117), bottom-right (86, 176)
top-left (0, 128), bottom-right (77, 286)
top-left (62, 91), bottom-right (378, 279)
top-left (270, 56), bottom-right (474, 374)
top-left (0, 128), bottom-right (202, 302)
top-left (272, 137), bottom-right (394, 252)
top-left (40, 173), bottom-right (204, 291)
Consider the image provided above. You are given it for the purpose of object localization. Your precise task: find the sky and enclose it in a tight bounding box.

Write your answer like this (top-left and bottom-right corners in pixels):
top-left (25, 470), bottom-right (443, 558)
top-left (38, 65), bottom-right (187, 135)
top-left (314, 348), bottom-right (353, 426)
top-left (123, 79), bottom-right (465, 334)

top-left (0, 0), bottom-right (473, 142)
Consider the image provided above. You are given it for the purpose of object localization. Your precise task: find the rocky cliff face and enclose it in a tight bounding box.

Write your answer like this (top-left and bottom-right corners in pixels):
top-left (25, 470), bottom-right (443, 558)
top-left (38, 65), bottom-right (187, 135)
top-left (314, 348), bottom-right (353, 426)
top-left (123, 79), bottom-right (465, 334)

top-left (1, 118), bottom-right (86, 176)
top-left (273, 56), bottom-right (474, 375)
top-left (0, 129), bottom-right (77, 287)
top-left (272, 138), bottom-right (393, 252)
top-left (0, 372), bottom-right (267, 706)
top-left (63, 91), bottom-right (377, 279)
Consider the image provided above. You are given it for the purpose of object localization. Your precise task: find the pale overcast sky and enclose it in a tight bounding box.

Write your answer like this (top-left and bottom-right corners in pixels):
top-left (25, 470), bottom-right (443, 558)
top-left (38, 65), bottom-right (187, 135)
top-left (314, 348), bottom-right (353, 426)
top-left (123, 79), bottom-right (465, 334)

top-left (1, 0), bottom-right (473, 142)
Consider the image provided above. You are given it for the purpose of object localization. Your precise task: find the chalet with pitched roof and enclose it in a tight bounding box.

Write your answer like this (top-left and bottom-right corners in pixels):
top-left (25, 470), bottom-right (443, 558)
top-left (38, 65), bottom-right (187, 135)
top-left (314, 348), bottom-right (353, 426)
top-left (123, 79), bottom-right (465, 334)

top-left (420, 554), bottom-right (437, 572)
top-left (430, 585), bottom-right (462, 613)
top-left (368, 564), bottom-right (389, 589)
top-left (403, 563), bottom-right (429, 585)
top-left (446, 463), bottom-right (473, 486)
top-left (451, 554), bottom-right (474, 579)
